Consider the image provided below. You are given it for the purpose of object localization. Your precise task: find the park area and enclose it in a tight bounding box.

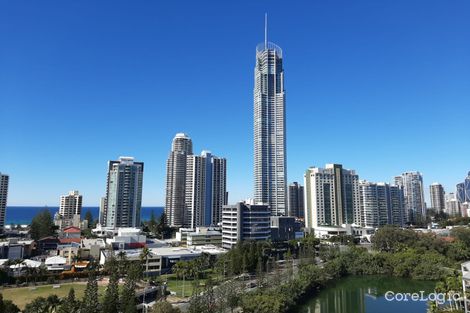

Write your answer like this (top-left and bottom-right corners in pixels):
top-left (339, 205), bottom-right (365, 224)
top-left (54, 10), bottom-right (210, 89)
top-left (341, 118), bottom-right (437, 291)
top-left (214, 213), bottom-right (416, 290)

top-left (1, 282), bottom-right (107, 310)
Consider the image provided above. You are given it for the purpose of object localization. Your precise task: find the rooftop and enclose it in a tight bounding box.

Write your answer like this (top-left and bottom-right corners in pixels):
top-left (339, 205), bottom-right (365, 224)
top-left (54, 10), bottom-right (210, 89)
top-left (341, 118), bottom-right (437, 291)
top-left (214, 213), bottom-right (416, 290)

top-left (256, 42), bottom-right (282, 58)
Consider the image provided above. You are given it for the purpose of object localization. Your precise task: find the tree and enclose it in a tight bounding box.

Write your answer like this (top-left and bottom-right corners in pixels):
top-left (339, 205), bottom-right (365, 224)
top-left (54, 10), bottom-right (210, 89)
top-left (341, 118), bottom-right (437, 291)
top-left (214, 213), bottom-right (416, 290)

top-left (140, 247), bottom-right (150, 279)
top-left (156, 213), bottom-right (171, 239)
top-left (57, 288), bottom-right (79, 313)
top-left (150, 301), bottom-right (181, 313)
top-left (102, 272), bottom-right (119, 313)
top-left (148, 210), bottom-right (157, 235)
top-left (120, 262), bottom-right (141, 313)
top-left (81, 271), bottom-right (100, 313)
top-left (24, 295), bottom-right (61, 313)
top-left (30, 209), bottom-right (56, 240)
top-left (451, 227), bottom-right (470, 247)
top-left (188, 279), bottom-right (217, 313)
top-left (371, 226), bottom-right (418, 253)
top-left (214, 280), bottom-right (243, 313)
top-left (0, 293), bottom-right (20, 313)
top-left (84, 210), bottom-right (94, 229)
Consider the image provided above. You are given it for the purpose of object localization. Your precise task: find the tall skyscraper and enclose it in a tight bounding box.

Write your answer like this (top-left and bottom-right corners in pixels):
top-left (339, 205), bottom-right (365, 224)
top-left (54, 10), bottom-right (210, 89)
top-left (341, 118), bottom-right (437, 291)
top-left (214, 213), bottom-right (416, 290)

top-left (253, 16), bottom-right (287, 216)
top-left (456, 171), bottom-right (470, 203)
top-left (165, 133), bottom-right (193, 227)
top-left (304, 164), bottom-right (361, 229)
top-left (0, 173), bottom-right (9, 231)
top-left (185, 151), bottom-right (227, 228)
top-left (394, 172), bottom-right (426, 224)
top-left (429, 183), bottom-right (445, 213)
top-left (56, 190), bottom-right (82, 229)
top-left (359, 181), bottom-right (405, 228)
top-left (288, 182), bottom-right (304, 218)
top-left (100, 157), bottom-right (144, 228)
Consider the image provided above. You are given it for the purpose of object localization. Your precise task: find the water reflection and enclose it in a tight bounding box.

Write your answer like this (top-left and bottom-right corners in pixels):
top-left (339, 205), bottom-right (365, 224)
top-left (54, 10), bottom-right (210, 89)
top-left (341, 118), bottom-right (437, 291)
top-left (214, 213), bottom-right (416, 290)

top-left (299, 276), bottom-right (435, 313)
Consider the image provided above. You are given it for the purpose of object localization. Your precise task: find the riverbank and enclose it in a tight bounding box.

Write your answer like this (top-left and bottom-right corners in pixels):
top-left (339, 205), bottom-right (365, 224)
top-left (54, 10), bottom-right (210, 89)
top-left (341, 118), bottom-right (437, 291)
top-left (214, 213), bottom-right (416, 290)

top-left (240, 244), bottom-right (458, 313)
top-left (296, 275), bottom-right (436, 313)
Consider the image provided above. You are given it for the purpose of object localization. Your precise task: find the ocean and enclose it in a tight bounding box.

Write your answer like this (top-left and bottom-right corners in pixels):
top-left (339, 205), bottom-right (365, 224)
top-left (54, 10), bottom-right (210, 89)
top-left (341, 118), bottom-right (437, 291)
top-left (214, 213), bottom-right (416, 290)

top-left (5, 206), bottom-right (164, 226)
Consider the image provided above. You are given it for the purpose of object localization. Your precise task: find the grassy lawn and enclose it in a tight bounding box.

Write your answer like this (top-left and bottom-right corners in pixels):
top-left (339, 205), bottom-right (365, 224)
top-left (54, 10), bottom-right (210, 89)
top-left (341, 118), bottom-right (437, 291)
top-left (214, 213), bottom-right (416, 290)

top-left (161, 271), bottom-right (221, 298)
top-left (1, 283), bottom-right (107, 310)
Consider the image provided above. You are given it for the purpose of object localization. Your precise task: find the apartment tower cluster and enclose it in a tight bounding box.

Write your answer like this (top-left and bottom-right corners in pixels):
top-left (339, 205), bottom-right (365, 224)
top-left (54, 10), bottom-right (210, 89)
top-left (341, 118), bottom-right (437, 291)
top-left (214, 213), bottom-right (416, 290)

top-left (164, 133), bottom-right (227, 229)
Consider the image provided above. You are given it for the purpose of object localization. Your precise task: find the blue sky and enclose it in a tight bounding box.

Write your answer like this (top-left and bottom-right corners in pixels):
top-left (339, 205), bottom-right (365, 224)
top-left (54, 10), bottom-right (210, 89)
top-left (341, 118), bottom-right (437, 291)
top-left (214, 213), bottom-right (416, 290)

top-left (1, 1), bottom-right (469, 206)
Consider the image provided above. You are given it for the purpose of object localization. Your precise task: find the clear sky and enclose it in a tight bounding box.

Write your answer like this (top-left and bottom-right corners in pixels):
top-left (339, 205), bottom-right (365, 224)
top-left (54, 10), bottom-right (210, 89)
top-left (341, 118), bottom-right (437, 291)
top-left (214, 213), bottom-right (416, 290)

top-left (1, 1), bottom-right (469, 206)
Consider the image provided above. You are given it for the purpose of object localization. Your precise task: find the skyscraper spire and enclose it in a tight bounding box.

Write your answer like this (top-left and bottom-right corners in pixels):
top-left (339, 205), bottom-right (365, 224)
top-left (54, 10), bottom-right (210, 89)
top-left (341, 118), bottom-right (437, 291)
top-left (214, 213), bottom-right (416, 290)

top-left (264, 13), bottom-right (268, 49)
top-left (254, 15), bottom-right (287, 216)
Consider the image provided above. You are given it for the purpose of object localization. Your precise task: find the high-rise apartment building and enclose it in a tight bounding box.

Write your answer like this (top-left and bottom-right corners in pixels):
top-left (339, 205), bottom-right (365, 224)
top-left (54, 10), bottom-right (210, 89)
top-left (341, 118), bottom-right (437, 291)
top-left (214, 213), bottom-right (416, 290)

top-left (165, 133), bottom-right (193, 227)
top-left (429, 183), bottom-right (446, 213)
top-left (394, 172), bottom-right (426, 224)
top-left (288, 182), bottom-right (304, 218)
top-left (0, 173), bottom-right (9, 231)
top-left (56, 190), bottom-right (82, 229)
top-left (446, 193), bottom-right (461, 217)
top-left (100, 157), bottom-right (144, 228)
top-left (185, 151), bottom-right (227, 228)
top-left (456, 172), bottom-right (470, 204)
top-left (59, 190), bottom-right (82, 220)
top-left (304, 164), bottom-right (361, 229)
top-left (388, 184), bottom-right (406, 226)
top-left (359, 181), bottom-right (405, 228)
top-left (221, 201), bottom-right (271, 249)
top-left (99, 196), bottom-right (107, 225)
top-left (253, 18), bottom-right (287, 216)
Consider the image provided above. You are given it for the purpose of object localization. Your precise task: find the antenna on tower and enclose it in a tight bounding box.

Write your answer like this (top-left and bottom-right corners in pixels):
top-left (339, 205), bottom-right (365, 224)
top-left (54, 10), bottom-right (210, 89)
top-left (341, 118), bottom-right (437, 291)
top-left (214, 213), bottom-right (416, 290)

top-left (264, 13), bottom-right (268, 49)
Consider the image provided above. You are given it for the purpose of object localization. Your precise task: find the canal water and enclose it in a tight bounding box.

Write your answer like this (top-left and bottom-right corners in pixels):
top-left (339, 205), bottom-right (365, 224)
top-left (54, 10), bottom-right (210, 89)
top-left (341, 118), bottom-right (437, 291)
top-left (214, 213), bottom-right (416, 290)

top-left (296, 276), bottom-right (436, 313)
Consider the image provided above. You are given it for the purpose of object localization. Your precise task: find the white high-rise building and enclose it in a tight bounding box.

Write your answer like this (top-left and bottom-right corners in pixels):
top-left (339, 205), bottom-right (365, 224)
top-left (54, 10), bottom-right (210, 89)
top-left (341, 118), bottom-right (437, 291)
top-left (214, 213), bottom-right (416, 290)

top-left (430, 183), bottom-right (446, 213)
top-left (165, 133), bottom-right (193, 227)
top-left (446, 193), bottom-right (461, 217)
top-left (304, 164), bottom-right (361, 229)
top-left (100, 157), bottom-right (144, 228)
top-left (395, 172), bottom-right (426, 224)
top-left (185, 151), bottom-right (227, 228)
top-left (57, 190), bottom-right (82, 229)
top-left (360, 181), bottom-right (405, 228)
top-left (59, 191), bottom-right (82, 220)
top-left (253, 17), bottom-right (287, 216)
top-left (0, 173), bottom-right (9, 231)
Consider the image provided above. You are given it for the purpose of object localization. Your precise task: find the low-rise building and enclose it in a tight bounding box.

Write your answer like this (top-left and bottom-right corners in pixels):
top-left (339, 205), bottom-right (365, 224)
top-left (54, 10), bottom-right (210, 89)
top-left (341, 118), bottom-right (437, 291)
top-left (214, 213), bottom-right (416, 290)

top-left (36, 237), bottom-right (60, 255)
top-left (100, 246), bottom-right (204, 276)
top-left (175, 228), bottom-right (194, 245)
top-left (0, 259), bottom-right (43, 277)
top-left (270, 216), bottom-right (298, 241)
top-left (61, 226), bottom-right (81, 239)
top-left (152, 247), bottom-right (202, 274)
top-left (45, 256), bottom-right (69, 271)
top-left (462, 261), bottom-right (470, 313)
top-left (0, 239), bottom-right (34, 259)
top-left (81, 238), bottom-right (106, 260)
top-left (222, 202), bottom-right (271, 249)
top-left (57, 242), bottom-right (80, 264)
top-left (313, 224), bottom-right (375, 242)
top-left (106, 228), bottom-right (146, 249)
top-left (186, 227), bottom-right (222, 246)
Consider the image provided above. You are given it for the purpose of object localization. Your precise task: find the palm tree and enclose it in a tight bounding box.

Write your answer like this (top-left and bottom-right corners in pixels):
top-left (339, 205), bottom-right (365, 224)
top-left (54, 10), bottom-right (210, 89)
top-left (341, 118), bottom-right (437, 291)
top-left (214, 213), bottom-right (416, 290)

top-left (140, 247), bottom-right (150, 280)
top-left (45, 295), bottom-right (61, 313)
top-left (117, 250), bottom-right (126, 261)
